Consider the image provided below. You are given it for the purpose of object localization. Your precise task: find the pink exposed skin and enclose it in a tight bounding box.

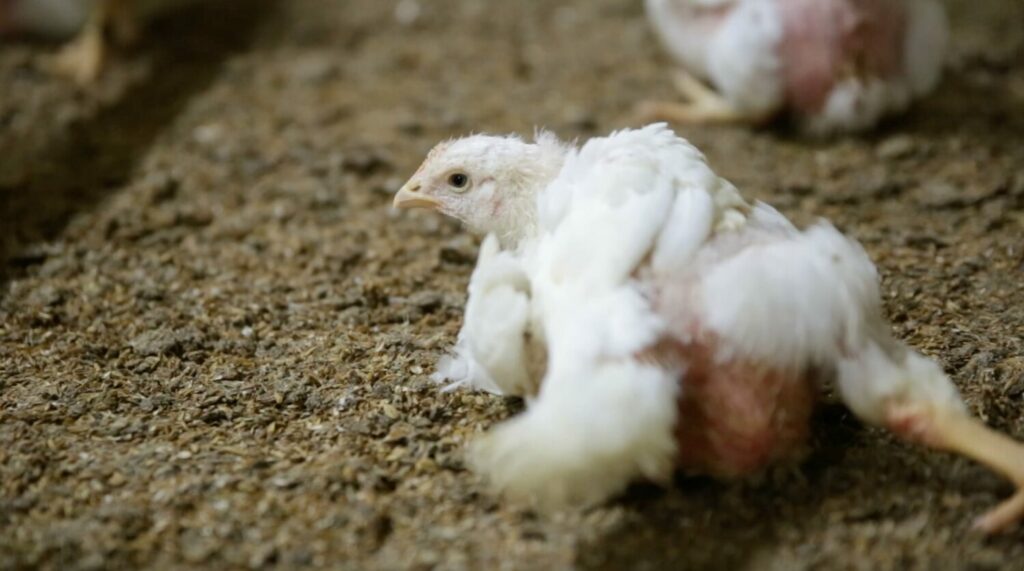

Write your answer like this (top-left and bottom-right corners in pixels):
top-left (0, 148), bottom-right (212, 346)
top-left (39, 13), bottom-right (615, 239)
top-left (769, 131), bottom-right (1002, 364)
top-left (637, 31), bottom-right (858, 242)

top-left (644, 280), bottom-right (817, 478)
top-left (669, 339), bottom-right (818, 477)
top-left (777, 0), bottom-right (909, 114)
top-left (637, 249), bottom-right (1024, 531)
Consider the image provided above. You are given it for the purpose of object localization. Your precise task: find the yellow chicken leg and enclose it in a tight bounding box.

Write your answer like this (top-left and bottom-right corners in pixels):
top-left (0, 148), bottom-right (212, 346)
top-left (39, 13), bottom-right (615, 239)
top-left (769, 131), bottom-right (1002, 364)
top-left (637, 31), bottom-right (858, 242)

top-left (635, 69), bottom-right (772, 126)
top-left (49, 0), bottom-right (125, 84)
top-left (886, 402), bottom-right (1024, 533)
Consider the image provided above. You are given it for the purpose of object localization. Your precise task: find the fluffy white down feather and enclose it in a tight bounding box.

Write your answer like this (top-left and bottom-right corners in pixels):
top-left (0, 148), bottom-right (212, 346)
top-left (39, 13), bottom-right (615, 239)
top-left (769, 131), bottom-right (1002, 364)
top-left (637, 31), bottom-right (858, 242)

top-left (698, 220), bottom-right (881, 370)
top-left (470, 357), bottom-right (680, 507)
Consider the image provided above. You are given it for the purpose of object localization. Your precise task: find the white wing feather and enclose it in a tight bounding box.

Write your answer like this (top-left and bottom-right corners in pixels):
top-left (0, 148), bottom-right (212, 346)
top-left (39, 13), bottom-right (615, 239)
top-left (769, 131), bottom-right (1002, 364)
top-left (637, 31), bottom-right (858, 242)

top-left (469, 356), bottom-right (680, 507)
top-left (698, 221), bottom-right (880, 370)
top-left (433, 234), bottom-right (537, 396)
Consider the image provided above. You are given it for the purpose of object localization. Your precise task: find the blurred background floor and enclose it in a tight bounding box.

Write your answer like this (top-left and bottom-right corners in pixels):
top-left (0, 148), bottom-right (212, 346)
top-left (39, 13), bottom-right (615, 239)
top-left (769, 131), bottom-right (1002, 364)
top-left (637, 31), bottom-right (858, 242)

top-left (1, 0), bottom-right (1023, 569)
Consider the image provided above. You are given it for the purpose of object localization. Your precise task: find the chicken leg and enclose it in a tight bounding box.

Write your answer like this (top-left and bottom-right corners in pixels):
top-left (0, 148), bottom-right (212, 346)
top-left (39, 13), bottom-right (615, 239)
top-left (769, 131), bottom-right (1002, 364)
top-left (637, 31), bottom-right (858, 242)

top-left (635, 69), bottom-right (772, 126)
top-left (49, 0), bottom-right (134, 84)
top-left (886, 401), bottom-right (1024, 533)
top-left (838, 334), bottom-right (1024, 534)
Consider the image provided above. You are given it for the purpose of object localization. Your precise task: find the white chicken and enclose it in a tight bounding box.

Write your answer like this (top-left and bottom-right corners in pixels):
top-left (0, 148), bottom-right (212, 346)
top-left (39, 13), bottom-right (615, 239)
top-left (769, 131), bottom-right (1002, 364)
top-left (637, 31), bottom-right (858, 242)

top-left (394, 124), bottom-right (1024, 533)
top-left (639, 0), bottom-right (949, 134)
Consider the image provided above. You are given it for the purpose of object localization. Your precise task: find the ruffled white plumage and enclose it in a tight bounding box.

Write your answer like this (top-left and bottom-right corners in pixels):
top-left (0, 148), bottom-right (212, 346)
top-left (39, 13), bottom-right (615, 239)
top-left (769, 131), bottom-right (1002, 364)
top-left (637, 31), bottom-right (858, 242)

top-left (401, 124), bottom-right (1024, 532)
top-left (469, 125), bottom-right (756, 504)
top-left (471, 126), bottom-right (693, 503)
top-left (436, 125), bottom-right (964, 509)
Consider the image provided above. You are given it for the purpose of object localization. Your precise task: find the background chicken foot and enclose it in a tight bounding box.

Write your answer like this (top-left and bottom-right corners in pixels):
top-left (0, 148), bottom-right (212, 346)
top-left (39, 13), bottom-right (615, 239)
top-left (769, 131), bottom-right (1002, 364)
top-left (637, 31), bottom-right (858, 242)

top-left (634, 69), bottom-right (771, 125)
top-left (49, 0), bottom-right (133, 84)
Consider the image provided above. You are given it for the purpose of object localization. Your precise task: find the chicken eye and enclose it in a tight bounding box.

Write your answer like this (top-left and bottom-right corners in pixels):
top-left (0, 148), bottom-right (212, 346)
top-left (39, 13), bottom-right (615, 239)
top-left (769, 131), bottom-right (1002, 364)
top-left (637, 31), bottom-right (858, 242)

top-left (447, 173), bottom-right (470, 191)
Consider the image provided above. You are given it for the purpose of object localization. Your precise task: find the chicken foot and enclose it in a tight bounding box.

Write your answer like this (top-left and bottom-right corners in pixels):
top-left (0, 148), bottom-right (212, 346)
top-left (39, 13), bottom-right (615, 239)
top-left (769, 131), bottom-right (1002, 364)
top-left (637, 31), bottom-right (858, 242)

top-left (886, 401), bottom-right (1024, 534)
top-left (50, 0), bottom-right (134, 84)
top-left (635, 69), bottom-right (771, 125)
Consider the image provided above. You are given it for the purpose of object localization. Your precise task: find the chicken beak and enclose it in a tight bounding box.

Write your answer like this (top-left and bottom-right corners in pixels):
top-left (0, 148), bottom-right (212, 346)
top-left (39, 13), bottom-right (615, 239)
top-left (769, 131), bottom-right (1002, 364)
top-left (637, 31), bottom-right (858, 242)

top-left (393, 182), bottom-right (441, 210)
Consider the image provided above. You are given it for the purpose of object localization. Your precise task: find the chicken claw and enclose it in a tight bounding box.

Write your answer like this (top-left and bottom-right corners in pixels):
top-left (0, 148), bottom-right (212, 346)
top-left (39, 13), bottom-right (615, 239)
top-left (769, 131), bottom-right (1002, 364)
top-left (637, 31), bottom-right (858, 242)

top-left (49, 10), bottom-right (106, 84)
top-left (47, 0), bottom-right (134, 84)
top-left (886, 401), bottom-right (1024, 534)
top-left (635, 69), bottom-right (770, 126)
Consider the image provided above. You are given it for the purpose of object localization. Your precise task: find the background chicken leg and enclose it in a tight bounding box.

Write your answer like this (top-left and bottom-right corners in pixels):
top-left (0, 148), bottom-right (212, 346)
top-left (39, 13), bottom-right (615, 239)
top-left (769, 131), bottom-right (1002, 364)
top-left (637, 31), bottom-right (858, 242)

top-left (635, 69), bottom-right (772, 125)
top-left (50, 0), bottom-right (134, 84)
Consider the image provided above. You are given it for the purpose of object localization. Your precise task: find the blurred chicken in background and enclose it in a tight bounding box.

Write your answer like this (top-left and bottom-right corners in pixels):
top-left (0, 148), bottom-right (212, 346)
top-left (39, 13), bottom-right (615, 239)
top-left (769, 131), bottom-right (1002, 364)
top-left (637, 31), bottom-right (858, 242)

top-left (0, 0), bottom-right (189, 84)
top-left (0, 0), bottom-right (91, 39)
top-left (639, 0), bottom-right (949, 135)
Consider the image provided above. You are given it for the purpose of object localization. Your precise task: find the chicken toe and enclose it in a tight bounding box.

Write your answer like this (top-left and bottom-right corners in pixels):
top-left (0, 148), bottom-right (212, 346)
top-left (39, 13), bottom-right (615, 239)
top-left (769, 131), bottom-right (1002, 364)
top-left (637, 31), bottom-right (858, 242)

top-left (635, 70), bottom-right (771, 126)
top-left (885, 401), bottom-right (1024, 534)
top-left (47, 0), bottom-right (116, 84)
